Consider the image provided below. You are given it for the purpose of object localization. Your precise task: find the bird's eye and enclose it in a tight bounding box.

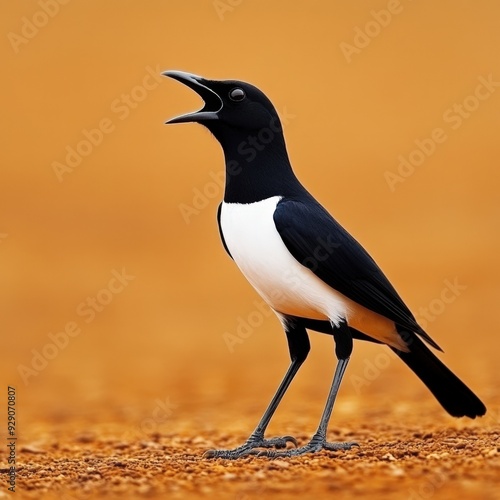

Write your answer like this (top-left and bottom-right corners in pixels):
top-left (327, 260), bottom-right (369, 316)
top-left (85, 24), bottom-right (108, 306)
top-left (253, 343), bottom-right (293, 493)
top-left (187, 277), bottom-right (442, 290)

top-left (229, 88), bottom-right (246, 102)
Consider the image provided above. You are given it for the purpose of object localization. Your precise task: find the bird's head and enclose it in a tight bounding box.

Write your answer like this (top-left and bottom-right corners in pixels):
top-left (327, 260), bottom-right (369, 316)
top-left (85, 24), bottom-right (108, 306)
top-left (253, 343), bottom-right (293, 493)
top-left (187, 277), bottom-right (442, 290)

top-left (163, 71), bottom-right (284, 147)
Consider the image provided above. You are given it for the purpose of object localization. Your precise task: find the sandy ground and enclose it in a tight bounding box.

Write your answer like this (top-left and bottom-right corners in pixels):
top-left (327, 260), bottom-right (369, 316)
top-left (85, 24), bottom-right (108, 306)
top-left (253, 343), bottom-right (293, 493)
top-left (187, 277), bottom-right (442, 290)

top-left (0, 378), bottom-right (498, 500)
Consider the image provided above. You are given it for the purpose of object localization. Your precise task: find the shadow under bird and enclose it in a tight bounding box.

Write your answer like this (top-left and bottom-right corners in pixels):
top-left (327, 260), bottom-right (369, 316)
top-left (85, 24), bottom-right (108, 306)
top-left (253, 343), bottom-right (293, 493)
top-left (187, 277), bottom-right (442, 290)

top-left (163, 70), bottom-right (486, 459)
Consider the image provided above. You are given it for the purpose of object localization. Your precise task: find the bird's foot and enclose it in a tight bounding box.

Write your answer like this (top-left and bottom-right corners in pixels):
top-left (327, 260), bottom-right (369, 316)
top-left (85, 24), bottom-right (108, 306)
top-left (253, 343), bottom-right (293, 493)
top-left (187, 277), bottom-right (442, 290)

top-left (203, 433), bottom-right (298, 459)
top-left (250, 432), bottom-right (358, 458)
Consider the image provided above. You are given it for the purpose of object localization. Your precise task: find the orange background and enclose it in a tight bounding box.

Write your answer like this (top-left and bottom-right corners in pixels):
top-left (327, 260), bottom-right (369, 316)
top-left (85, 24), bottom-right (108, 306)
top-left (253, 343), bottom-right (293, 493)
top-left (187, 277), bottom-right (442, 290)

top-left (1, 0), bottom-right (500, 444)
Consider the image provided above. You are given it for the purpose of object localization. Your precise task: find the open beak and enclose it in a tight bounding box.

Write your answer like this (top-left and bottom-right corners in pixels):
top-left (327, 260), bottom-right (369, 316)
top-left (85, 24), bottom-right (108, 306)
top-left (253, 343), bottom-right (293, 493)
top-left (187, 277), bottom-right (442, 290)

top-left (162, 70), bottom-right (222, 124)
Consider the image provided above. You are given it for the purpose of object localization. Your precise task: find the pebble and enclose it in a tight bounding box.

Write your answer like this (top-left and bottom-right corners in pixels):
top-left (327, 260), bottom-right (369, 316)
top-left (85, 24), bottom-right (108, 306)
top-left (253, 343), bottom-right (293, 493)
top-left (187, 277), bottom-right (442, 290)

top-left (272, 460), bottom-right (290, 468)
top-left (20, 444), bottom-right (46, 454)
top-left (192, 436), bottom-right (207, 444)
top-left (389, 465), bottom-right (405, 477)
top-left (75, 433), bottom-right (95, 443)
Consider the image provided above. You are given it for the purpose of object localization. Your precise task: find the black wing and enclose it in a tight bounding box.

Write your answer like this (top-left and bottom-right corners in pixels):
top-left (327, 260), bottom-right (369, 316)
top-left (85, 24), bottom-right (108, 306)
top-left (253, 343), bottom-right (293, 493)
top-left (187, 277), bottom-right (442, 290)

top-left (217, 203), bottom-right (232, 259)
top-left (273, 197), bottom-right (441, 350)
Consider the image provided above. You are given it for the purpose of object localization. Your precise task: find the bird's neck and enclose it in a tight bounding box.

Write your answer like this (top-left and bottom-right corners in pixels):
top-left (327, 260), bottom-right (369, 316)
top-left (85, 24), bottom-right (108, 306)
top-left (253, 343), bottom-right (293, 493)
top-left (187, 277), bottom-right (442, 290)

top-left (219, 131), bottom-right (303, 204)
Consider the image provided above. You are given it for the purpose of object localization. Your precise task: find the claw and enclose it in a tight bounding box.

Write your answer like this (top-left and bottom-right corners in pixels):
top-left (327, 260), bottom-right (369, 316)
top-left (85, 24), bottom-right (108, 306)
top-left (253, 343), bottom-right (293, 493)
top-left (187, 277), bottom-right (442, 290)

top-left (202, 449), bottom-right (218, 459)
top-left (202, 434), bottom-right (300, 459)
top-left (254, 440), bottom-right (359, 458)
top-left (202, 448), bottom-right (251, 460)
top-left (280, 435), bottom-right (298, 448)
top-left (323, 441), bottom-right (359, 451)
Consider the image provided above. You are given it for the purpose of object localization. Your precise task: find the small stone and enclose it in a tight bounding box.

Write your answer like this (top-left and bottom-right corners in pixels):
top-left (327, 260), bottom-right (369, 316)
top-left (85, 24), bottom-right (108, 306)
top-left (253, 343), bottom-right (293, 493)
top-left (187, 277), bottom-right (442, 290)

top-left (20, 444), bottom-right (45, 454)
top-left (139, 441), bottom-right (161, 449)
top-left (272, 460), bottom-right (290, 468)
top-left (192, 436), bottom-right (207, 444)
top-left (381, 453), bottom-right (396, 461)
top-left (137, 484), bottom-right (151, 494)
top-left (75, 433), bottom-right (95, 443)
top-left (389, 465), bottom-right (405, 477)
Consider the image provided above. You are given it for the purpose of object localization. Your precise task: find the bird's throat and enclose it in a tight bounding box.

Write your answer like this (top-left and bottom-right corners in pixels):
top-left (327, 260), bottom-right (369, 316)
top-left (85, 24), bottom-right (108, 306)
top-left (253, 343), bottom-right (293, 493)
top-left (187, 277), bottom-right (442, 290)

top-left (220, 135), bottom-right (301, 203)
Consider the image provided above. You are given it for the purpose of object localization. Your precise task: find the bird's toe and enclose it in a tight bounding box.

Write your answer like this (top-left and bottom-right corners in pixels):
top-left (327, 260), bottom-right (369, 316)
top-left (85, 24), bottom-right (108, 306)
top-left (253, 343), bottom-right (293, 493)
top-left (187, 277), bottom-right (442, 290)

top-left (257, 435), bottom-right (298, 449)
top-left (253, 438), bottom-right (359, 458)
top-left (323, 441), bottom-right (359, 451)
top-left (203, 434), bottom-right (299, 459)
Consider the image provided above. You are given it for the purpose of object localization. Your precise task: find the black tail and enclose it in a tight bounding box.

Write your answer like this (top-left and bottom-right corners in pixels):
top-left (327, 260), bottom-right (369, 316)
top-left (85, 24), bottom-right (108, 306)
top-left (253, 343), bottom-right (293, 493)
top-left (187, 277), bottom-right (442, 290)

top-left (392, 330), bottom-right (486, 418)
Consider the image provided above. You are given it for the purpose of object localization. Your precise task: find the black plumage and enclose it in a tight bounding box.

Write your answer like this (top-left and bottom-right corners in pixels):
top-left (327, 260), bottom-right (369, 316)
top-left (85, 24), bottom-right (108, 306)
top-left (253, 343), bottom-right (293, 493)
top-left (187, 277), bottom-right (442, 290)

top-left (164, 71), bottom-right (486, 459)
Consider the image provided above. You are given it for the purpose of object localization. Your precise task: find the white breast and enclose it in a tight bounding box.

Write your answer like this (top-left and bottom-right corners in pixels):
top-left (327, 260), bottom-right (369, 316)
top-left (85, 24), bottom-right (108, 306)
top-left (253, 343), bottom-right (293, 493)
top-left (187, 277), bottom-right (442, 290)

top-left (220, 197), bottom-right (349, 326)
top-left (220, 197), bottom-right (405, 350)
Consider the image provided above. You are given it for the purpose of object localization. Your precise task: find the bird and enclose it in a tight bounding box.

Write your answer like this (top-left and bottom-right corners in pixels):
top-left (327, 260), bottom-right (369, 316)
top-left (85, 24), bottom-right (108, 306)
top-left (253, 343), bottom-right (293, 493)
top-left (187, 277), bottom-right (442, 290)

top-left (163, 70), bottom-right (486, 459)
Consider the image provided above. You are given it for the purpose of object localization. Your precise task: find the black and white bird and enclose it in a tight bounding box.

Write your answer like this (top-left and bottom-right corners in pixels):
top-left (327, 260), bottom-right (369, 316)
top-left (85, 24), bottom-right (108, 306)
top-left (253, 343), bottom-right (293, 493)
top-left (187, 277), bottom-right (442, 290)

top-left (163, 71), bottom-right (486, 458)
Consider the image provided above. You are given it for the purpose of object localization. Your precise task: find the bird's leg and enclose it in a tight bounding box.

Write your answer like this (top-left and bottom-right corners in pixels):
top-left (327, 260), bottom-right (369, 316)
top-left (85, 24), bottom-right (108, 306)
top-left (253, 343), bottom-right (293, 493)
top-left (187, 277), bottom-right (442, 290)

top-left (257, 321), bottom-right (358, 457)
top-left (204, 319), bottom-right (310, 459)
top-left (203, 359), bottom-right (302, 459)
